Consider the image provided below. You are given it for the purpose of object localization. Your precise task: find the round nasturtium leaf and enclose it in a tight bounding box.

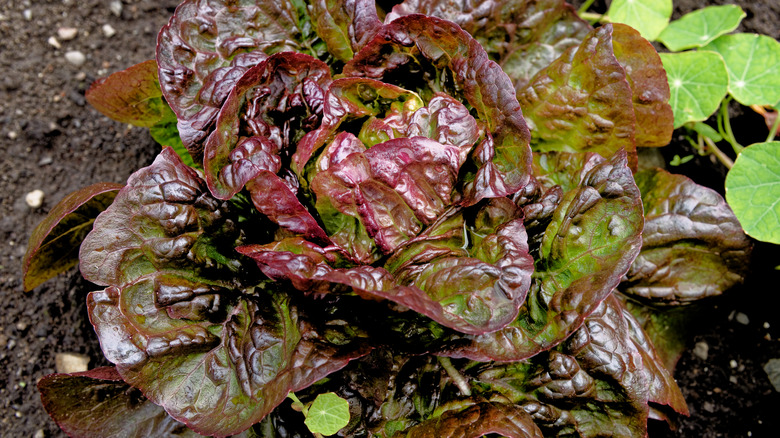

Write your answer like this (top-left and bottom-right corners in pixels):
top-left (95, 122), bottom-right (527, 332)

top-left (304, 392), bottom-right (350, 436)
top-left (703, 33), bottom-right (780, 106)
top-left (660, 51), bottom-right (729, 128)
top-left (607, 0), bottom-right (672, 41)
top-left (725, 141), bottom-right (780, 244)
top-left (657, 5), bottom-right (745, 52)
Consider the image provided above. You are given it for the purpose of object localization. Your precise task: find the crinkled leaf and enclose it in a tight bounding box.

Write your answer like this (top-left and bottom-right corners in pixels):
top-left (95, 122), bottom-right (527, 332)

top-left (703, 33), bottom-right (780, 106)
top-left (660, 51), bottom-right (729, 128)
top-left (610, 23), bottom-right (674, 147)
top-left (394, 402), bottom-right (543, 438)
top-left (657, 5), bottom-right (746, 51)
top-left (309, 0), bottom-right (382, 62)
top-left (606, 0), bottom-right (672, 41)
top-left (304, 392), bottom-right (351, 436)
top-left (343, 14), bottom-right (533, 205)
top-left (86, 60), bottom-right (169, 128)
top-left (726, 141), bottom-right (780, 244)
top-left (624, 168), bottom-right (752, 303)
top-left (387, 0), bottom-right (592, 93)
top-left (81, 148), bottom-right (368, 436)
top-left (518, 24), bottom-right (638, 171)
top-left (38, 367), bottom-right (204, 438)
top-left (156, 0), bottom-right (328, 157)
top-left (203, 52), bottom-right (331, 200)
top-left (23, 182), bottom-right (121, 291)
top-left (442, 151), bottom-right (643, 361)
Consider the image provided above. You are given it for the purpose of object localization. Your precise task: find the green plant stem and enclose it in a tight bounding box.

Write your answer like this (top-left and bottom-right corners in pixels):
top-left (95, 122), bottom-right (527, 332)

top-left (577, 0), bottom-right (597, 15)
top-left (287, 392), bottom-right (308, 416)
top-left (767, 108), bottom-right (780, 142)
top-left (702, 136), bottom-right (734, 169)
top-left (579, 11), bottom-right (604, 23)
top-left (718, 97), bottom-right (744, 154)
top-left (438, 357), bottom-right (472, 396)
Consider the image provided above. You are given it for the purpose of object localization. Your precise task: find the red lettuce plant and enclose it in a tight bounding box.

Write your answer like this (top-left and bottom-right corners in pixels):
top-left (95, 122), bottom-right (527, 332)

top-left (24, 0), bottom-right (752, 437)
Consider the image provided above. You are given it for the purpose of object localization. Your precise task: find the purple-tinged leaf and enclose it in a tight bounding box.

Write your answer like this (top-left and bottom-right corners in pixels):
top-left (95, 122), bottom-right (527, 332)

top-left (23, 182), bottom-right (121, 291)
top-left (86, 60), bottom-right (170, 128)
top-left (387, 0), bottom-right (592, 93)
top-left (622, 168), bottom-right (752, 304)
top-left (343, 14), bottom-right (532, 205)
top-left (442, 151), bottom-right (643, 361)
top-left (38, 367), bottom-right (205, 438)
top-left (156, 0), bottom-right (325, 158)
top-left (203, 52), bottom-right (331, 200)
top-left (394, 402), bottom-right (544, 438)
top-left (309, 0), bottom-right (383, 62)
top-left (611, 23), bottom-right (674, 148)
top-left (518, 24), bottom-right (639, 171)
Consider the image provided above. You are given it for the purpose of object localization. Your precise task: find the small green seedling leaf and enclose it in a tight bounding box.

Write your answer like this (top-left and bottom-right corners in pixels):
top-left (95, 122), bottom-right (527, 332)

top-left (657, 5), bottom-right (745, 51)
top-left (303, 392), bottom-right (350, 436)
top-left (23, 183), bottom-right (122, 291)
top-left (703, 33), bottom-right (780, 106)
top-left (660, 51), bottom-right (729, 128)
top-left (669, 154), bottom-right (694, 166)
top-left (725, 141), bottom-right (780, 244)
top-left (691, 121), bottom-right (723, 142)
top-left (607, 0), bottom-right (672, 41)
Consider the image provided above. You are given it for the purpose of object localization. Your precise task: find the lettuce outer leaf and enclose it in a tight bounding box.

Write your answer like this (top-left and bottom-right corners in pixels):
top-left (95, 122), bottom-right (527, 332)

top-left (440, 151), bottom-right (643, 361)
top-left (203, 52), bottom-right (331, 200)
top-left (23, 182), bottom-right (121, 291)
top-left (387, 0), bottom-right (592, 93)
top-left (518, 24), bottom-right (638, 171)
top-left (342, 14), bottom-right (533, 205)
top-left (309, 0), bottom-right (383, 62)
top-left (610, 23), bottom-right (674, 148)
top-left (623, 168), bottom-right (752, 304)
top-left (81, 148), bottom-right (368, 437)
top-left (156, 0), bottom-right (326, 158)
top-left (393, 402), bottom-right (544, 438)
top-left (38, 367), bottom-right (205, 438)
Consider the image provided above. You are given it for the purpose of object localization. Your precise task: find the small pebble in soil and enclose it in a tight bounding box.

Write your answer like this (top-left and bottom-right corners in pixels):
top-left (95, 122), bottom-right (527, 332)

top-left (55, 352), bottom-right (90, 374)
top-left (57, 27), bottom-right (78, 41)
top-left (8, 131), bottom-right (17, 140)
top-left (103, 24), bottom-right (117, 38)
top-left (763, 358), bottom-right (780, 392)
top-left (730, 359), bottom-right (739, 369)
top-left (23, 9), bottom-right (32, 21)
top-left (65, 51), bottom-right (86, 66)
top-left (764, 322), bottom-right (771, 329)
top-left (34, 429), bottom-right (45, 438)
top-left (47, 36), bottom-right (61, 49)
top-left (38, 156), bottom-right (53, 166)
top-left (736, 312), bottom-right (750, 325)
top-left (25, 190), bottom-right (44, 208)
top-left (703, 401), bottom-right (715, 413)
top-left (694, 341), bottom-right (709, 360)
top-left (730, 375), bottom-right (738, 384)
top-left (109, 0), bottom-right (123, 17)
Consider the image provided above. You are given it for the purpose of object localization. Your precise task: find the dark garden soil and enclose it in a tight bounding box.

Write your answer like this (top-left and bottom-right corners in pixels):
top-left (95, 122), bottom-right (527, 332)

top-left (0, 1), bottom-right (778, 437)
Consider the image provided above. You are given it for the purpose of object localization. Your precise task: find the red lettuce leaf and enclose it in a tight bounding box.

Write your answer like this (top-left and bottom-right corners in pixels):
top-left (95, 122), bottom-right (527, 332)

top-left (23, 182), bottom-right (121, 291)
top-left (517, 24), bottom-right (639, 171)
top-left (440, 151), bottom-right (643, 361)
top-left (622, 168), bottom-right (752, 304)
top-left (203, 52), bottom-right (331, 200)
top-left (38, 367), bottom-right (205, 438)
top-left (610, 23), bottom-right (674, 148)
top-left (80, 148), bottom-right (368, 436)
top-left (394, 402), bottom-right (544, 438)
top-left (309, 0), bottom-right (383, 62)
top-left (342, 14), bottom-right (533, 205)
top-left (387, 0), bottom-right (592, 93)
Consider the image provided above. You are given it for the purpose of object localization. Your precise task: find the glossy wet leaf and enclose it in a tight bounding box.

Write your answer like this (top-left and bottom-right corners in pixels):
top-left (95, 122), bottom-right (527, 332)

top-left (309, 0), bottom-right (382, 62)
top-left (394, 402), bottom-right (543, 438)
top-left (23, 182), bottom-right (121, 291)
top-left (38, 367), bottom-right (205, 438)
top-left (660, 51), bottom-right (729, 128)
top-left (518, 24), bottom-right (638, 170)
top-left (606, 0), bottom-right (672, 41)
top-left (703, 33), bottom-right (780, 106)
top-left (81, 148), bottom-right (368, 436)
top-left (624, 168), bottom-right (752, 303)
top-left (657, 5), bottom-right (745, 51)
top-left (726, 141), bottom-right (780, 244)
top-left (304, 392), bottom-right (350, 436)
